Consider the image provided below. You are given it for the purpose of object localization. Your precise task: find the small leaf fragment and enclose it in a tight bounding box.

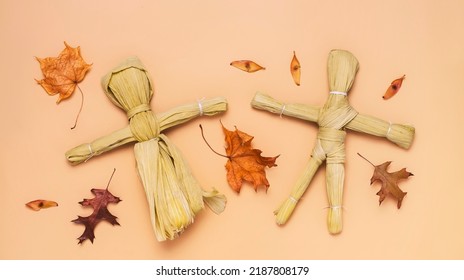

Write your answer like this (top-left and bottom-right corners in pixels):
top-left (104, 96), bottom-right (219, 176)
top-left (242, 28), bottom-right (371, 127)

top-left (230, 60), bottom-right (265, 73)
top-left (26, 199), bottom-right (58, 211)
top-left (290, 51), bottom-right (301, 86)
top-left (383, 75), bottom-right (405, 100)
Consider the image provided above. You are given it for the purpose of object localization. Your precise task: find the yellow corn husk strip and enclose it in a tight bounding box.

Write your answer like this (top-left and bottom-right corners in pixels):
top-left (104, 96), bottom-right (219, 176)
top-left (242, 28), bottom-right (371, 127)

top-left (134, 138), bottom-right (192, 240)
top-left (66, 57), bottom-right (226, 241)
top-left (161, 133), bottom-right (226, 214)
top-left (253, 50), bottom-right (415, 234)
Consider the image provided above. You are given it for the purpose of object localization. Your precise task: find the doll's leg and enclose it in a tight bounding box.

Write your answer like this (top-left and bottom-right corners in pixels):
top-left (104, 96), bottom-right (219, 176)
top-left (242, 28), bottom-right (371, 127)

top-left (318, 128), bottom-right (346, 234)
top-left (274, 141), bottom-right (325, 225)
top-left (325, 162), bottom-right (345, 234)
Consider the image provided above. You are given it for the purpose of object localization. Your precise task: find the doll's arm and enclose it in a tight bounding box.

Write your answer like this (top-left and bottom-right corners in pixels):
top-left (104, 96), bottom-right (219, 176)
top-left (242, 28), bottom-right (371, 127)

top-left (251, 92), bottom-right (320, 123)
top-left (345, 113), bottom-right (415, 149)
top-left (251, 92), bottom-right (414, 149)
top-left (65, 97), bottom-right (228, 164)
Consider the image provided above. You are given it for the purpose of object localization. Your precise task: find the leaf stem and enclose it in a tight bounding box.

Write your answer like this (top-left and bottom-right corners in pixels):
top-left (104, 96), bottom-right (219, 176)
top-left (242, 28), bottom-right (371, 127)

top-left (357, 153), bottom-right (375, 167)
top-left (106, 168), bottom-right (117, 190)
top-left (71, 84), bottom-right (84, 130)
top-left (199, 124), bottom-right (229, 158)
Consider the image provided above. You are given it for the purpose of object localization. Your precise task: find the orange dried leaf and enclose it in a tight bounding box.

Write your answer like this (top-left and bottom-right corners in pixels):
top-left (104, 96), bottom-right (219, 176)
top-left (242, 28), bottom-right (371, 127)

top-left (358, 153), bottom-right (413, 208)
top-left (230, 60), bottom-right (265, 73)
top-left (200, 124), bottom-right (279, 192)
top-left (222, 124), bottom-right (279, 192)
top-left (26, 199), bottom-right (58, 211)
top-left (383, 75), bottom-right (405, 100)
top-left (290, 51), bottom-right (301, 86)
top-left (35, 42), bottom-right (92, 104)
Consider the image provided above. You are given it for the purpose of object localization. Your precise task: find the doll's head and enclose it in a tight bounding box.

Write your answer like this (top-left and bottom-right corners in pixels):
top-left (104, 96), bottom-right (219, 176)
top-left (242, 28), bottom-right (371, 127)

top-left (327, 49), bottom-right (359, 95)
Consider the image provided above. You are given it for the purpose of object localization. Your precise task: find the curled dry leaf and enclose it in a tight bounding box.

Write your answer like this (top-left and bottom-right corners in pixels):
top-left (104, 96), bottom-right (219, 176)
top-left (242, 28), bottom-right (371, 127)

top-left (26, 199), bottom-right (58, 211)
top-left (383, 75), bottom-right (405, 100)
top-left (230, 60), bottom-right (265, 73)
top-left (358, 153), bottom-right (413, 208)
top-left (290, 51), bottom-right (301, 86)
top-left (200, 123), bottom-right (279, 193)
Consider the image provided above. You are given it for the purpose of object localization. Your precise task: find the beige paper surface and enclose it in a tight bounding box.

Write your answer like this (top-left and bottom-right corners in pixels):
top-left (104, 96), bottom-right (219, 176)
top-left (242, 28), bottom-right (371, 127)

top-left (1, 0), bottom-right (463, 259)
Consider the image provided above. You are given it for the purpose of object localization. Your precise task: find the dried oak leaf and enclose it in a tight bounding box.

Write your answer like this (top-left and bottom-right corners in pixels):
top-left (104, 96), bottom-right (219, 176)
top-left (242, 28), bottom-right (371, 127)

top-left (222, 124), bottom-right (279, 192)
top-left (35, 42), bottom-right (92, 104)
top-left (26, 199), bottom-right (58, 211)
top-left (358, 153), bottom-right (413, 208)
top-left (230, 60), bottom-right (265, 73)
top-left (383, 75), bottom-right (405, 100)
top-left (72, 170), bottom-right (121, 244)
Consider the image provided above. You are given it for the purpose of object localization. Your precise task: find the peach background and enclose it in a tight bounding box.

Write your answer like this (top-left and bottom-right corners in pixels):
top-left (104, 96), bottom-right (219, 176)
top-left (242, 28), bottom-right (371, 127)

top-left (1, 0), bottom-right (463, 260)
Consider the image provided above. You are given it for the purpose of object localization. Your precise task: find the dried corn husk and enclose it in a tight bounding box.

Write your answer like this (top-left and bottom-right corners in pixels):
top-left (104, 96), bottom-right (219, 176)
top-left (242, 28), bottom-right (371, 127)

top-left (65, 57), bottom-right (227, 241)
top-left (251, 49), bottom-right (415, 234)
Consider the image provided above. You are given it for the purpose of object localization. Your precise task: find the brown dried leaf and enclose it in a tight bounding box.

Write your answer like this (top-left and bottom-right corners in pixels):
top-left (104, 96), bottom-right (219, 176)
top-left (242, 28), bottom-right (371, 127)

top-left (72, 169), bottom-right (121, 244)
top-left (383, 75), bottom-right (405, 100)
top-left (290, 51), bottom-right (301, 86)
top-left (26, 199), bottom-right (58, 211)
top-left (230, 60), bottom-right (265, 73)
top-left (358, 153), bottom-right (413, 208)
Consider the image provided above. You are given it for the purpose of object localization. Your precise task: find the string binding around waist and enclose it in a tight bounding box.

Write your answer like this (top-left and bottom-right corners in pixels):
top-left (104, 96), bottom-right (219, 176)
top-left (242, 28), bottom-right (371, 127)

top-left (330, 91), bottom-right (347, 96)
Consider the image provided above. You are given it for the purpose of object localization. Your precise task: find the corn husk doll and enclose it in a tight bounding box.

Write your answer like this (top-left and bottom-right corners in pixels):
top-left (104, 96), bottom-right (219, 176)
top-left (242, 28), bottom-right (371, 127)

top-left (66, 57), bottom-right (227, 241)
top-left (251, 49), bottom-right (414, 234)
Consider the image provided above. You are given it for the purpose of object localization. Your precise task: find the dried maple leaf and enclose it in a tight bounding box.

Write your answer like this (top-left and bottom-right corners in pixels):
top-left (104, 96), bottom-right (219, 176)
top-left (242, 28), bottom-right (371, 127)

top-left (35, 41), bottom-right (92, 129)
top-left (290, 51), bottom-right (301, 86)
top-left (25, 199), bottom-right (58, 211)
top-left (358, 153), bottom-right (413, 208)
top-left (35, 42), bottom-right (91, 103)
top-left (230, 60), bottom-right (266, 73)
top-left (383, 75), bottom-right (405, 100)
top-left (200, 123), bottom-right (279, 192)
top-left (72, 169), bottom-right (121, 244)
